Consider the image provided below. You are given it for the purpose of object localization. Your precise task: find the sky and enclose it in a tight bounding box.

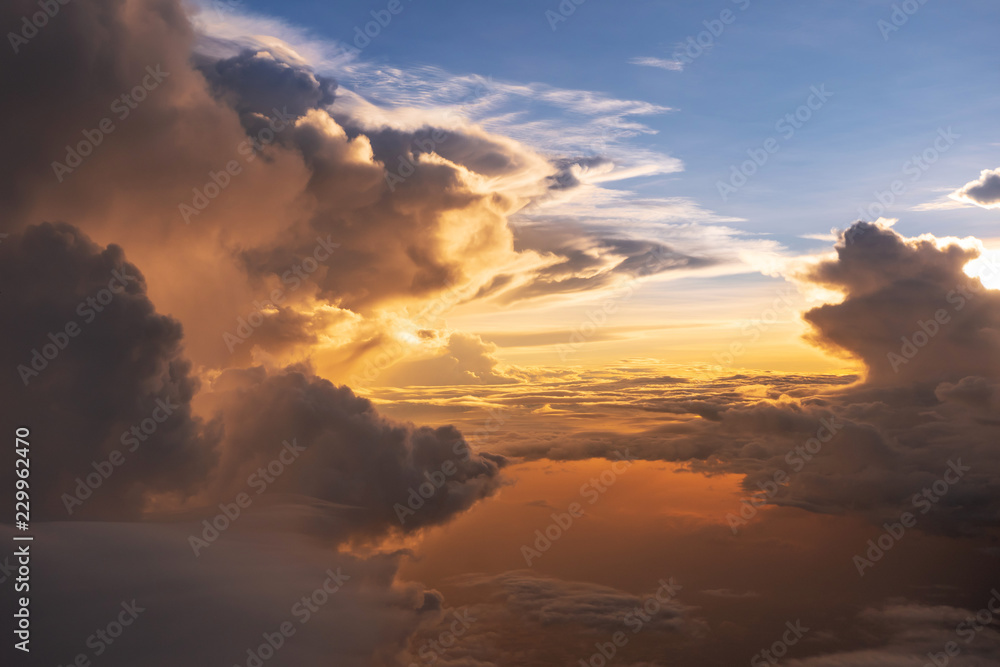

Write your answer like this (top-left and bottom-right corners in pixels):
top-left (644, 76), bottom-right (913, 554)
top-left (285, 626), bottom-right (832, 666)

top-left (2, 0), bottom-right (1000, 665)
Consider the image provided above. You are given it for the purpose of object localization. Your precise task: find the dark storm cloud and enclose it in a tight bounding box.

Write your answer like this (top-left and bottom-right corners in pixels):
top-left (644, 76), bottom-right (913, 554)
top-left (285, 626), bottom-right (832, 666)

top-left (198, 49), bottom-right (336, 121)
top-left (802, 221), bottom-right (1000, 386)
top-left (202, 364), bottom-right (507, 536)
top-left (951, 167), bottom-right (1000, 209)
top-left (0, 223), bottom-right (220, 520)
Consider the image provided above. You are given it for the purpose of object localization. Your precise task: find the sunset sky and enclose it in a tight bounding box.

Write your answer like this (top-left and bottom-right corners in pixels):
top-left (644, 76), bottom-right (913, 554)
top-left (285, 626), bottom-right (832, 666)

top-left (2, 0), bottom-right (1000, 665)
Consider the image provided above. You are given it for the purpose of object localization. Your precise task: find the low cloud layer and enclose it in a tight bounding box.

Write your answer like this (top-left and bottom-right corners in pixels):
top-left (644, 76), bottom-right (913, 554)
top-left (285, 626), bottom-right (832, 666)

top-left (373, 223), bottom-right (1000, 539)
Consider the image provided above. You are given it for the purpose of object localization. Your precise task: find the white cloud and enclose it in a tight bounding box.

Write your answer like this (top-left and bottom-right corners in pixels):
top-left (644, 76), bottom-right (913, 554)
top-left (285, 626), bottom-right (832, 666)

top-left (629, 56), bottom-right (685, 72)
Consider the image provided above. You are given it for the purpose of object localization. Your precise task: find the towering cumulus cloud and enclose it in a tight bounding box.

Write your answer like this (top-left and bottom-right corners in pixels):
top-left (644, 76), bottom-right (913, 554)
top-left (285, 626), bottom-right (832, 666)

top-left (803, 221), bottom-right (1000, 385)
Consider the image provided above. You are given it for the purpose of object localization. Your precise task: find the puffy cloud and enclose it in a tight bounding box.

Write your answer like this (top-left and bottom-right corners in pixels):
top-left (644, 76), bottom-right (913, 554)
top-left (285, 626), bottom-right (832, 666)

top-left (198, 48), bottom-right (337, 121)
top-left (197, 364), bottom-right (508, 538)
top-left (951, 168), bottom-right (1000, 209)
top-left (0, 223), bottom-right (220, 520)
top-left (801, 221), bottom-right (1000, 386)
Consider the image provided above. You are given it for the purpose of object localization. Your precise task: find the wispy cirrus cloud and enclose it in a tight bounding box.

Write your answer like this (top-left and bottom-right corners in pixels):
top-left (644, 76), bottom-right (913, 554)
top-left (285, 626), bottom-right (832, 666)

top-left (628, 56), bottom-right (684, 72)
